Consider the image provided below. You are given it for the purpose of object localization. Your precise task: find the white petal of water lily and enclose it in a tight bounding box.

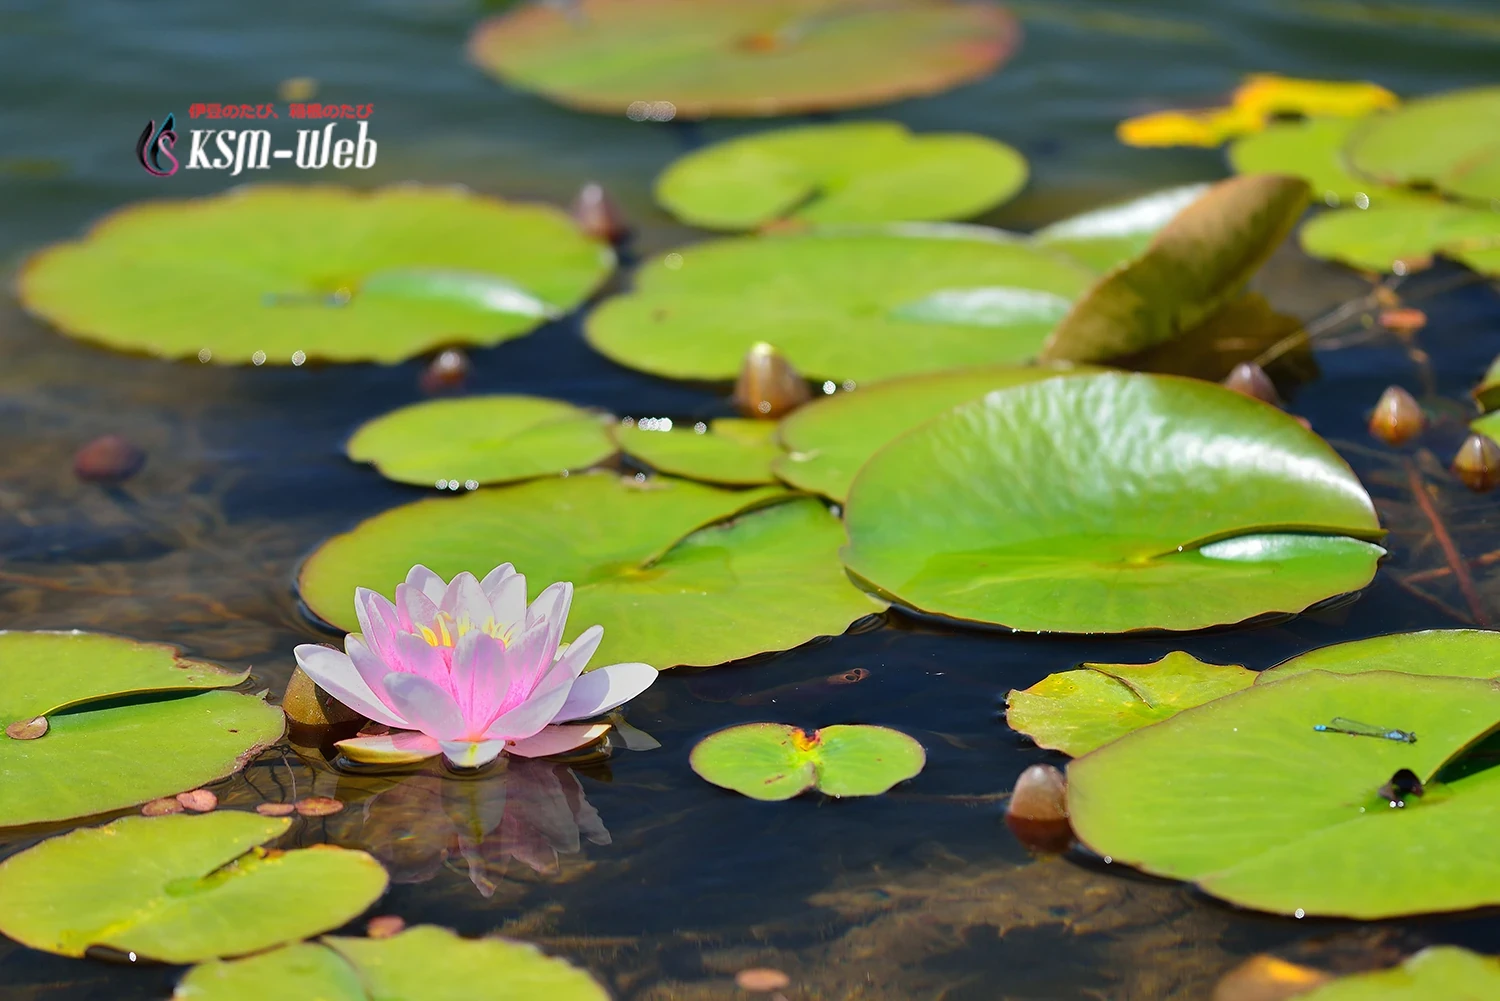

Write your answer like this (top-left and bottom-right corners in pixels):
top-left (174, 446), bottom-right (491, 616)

top-left (406, 564), bottom-right (448, 605)
top-left (550, 624), bottom-right (602, 680)
top-left (482, 647), bottom-right (592, 741)
top-left (480, 564), bottom-right (528, 633)
top-left (294, 643), bottom-right (409, 728)
top-left (439, 738), bottom-right (509, 769)
top-left (504, 723), bottom-right (611, 758)
top-left (526, 581), bottom-right (574, 656)
top-left (335, 731), bottom-right (443, 765)
top-left (551, 662), bottom-right (658, 723)
top-left (382, 671), bottom-right (466, 741)
top-left (449, 629), bottom-right (516, 730)
top-left (387, 630), bottom-right (448, 680)
top-left (346, 634), bottom-right (414, 710)
top-left (440, 571), bottom-right (493, 635)
top-left (354, 588), bottom-right (404, 666)
top-left (395, 579), bottom-right (439, 634)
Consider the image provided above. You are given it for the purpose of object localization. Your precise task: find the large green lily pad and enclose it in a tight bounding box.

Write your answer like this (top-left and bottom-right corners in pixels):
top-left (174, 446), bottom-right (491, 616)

top-left (1068, 670), bottom-right (1500, 917)
top-left (299, 474), bottom-right (883, 669)
top-left (690, 722), bottom-right (925, 800)
top-left (655, 121), bottom-right (1027, 229)
top-left (346, 396), bottom-right (617, 488)
top-left (585, 227), bottom-right (1095, 383)
top-left (841, 372), bottom-right (1385, 633)
top-left (0, 812), bottom-right (387, 961)
top-left (1031, 183), bottom-right (1209, 273)
top-left (175, 926), bottom-right (609, 1001)
top-left (0, 631), bottom-right (284, 827)
top-left (1346, 86), bottom-right (1500, 201)
top-left (1228, 117), bottom-right (1414, 209)
top-left (468, 0), bottom-right (1019, 119)
top-left (1300, 200), bottom-right (1500, 277)
top-left (1006, 652), bottom-right (1255, 756)
top-left (20, 185), bottom-right (614, 365)
top-left (616, 418), bottom-right (780, 486)
top-left (1038, 174), bottom-right (1311, 364)
top-left (1260, 629), bottom-right (1500, 684)
top-left (1300, 947), bottom-right (1500, 1000)
top-left (774, 364), bottom-right (1089, 502)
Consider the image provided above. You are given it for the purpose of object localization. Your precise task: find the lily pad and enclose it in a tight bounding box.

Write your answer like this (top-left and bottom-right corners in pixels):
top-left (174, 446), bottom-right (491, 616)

top-left (1038, 174), bottom-right (1311, 364)
top-left (1068, 669), bottom-right (1500, 917)
top-left (1005, 652), bottom-right (1255, 756)
top-left (0, 812), bottom-right (388, 961)
top-left (467, 0), bottom-right (1019, 119)
top-left (1259, 629), bottom-right (1500, 684)
top-left (299, 474), bottom-right (883, 669)
top-left (841, 372), bottom-right (1385, 633)
top-left (655, 121), bottom-right (1027, 229)
top-left (1300, 201), bottom-right (1500, 277)
top-left (616, 418), bottom-right (780, 485)
top-left (585, 227), bottom-right (1095, 383)
top-left (19, 185), bottom-right (614, 364)
top-left (0, 631), bottom-right (284, 827)
top-left (1032, 183), bottom-right (1209, 273)
top-left (1475, 410), bottom-right (1500, 449)
top-left (774, 363), bottom-right (1089, 502)
top-left (1229, 118), bottom-right (1414, 208)
top-left (1346, 86), bottom-right (1500, 201)
top-left (346, 396), bottom-right (617, 488)
top-left (1474, 354), bottom-right (1500, 411)
top-left (1300, 947), bottom-right (1500, 1000)
top-left (175, 926), bottom-right (609, 1000)
top-left (690, 723), bottom-right (925, 800)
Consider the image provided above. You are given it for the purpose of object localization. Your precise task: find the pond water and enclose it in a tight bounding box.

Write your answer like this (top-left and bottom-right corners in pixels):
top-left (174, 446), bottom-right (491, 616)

top-left (3, 1), bottom-right (1500, 998)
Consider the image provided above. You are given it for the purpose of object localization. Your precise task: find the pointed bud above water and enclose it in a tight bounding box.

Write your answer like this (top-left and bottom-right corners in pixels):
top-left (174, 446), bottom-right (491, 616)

top-left (1368, 386), bottom-right (1424, 446)
top-left (1221, 362), bottom-right (1280, 406)
top-left (1005, 763), bottom-right (1073, 852)
top-left (73, 434), bottom-right (145, 484)
top-left (732, 342), bottom-right (811, 419)
top-left (418, 348), bottom-right (470, 395)
top-left (1452, 433), bottom-right (1500, 493)
top-left (571, 182), bottom-right (630, 244)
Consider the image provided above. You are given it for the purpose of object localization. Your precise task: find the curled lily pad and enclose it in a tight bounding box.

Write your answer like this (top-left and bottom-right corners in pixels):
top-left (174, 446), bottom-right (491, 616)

top-left (0, 812), bottom-right (387, 961)
top-left (774, 364), bottom-right (1090, 502)
top-left (299, 474), bottom-right (883, 669)
top-left (616, 418), bottom-right (780, 486)
top-left (1032, 183), bottom-right (1209, 273)
top-left (1006, 652), bottom-right (1255, 756)
top-left (175, 926), bottom-right (610, 1000)
top-left (690, 723), bottom-right (925, 800)
top-left (585, 227), bottom-right (1094, 383)
top-left (1259, 629), bottom-right (1500, 684)
top-left (19, 185), bottom-right (614, 364)
top-left (1300, 201), bottom-right (1500, 277)
top-left (1068, 670), bottom-right (1500, 917)
top-left (1300, 947), bottom-right (1500, 1000)
top-left (841, 372), bottom-right (1385, 633)
top-left (1038, 174), bottom-right (1311, 364)
top-left (655, 121), bottom-right (1026, 229)
top-left (468, 0), bottom-right (1019, 118)
top-left (346, 396), bottom-right (616, 488)
top-left (1346, 86), bottom-right (1500, 201)
top-left (1229, 118), bottom-right (1416, 209)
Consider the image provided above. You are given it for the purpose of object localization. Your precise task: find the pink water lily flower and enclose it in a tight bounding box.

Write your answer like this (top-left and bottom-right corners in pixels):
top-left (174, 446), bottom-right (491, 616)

top-left (294, 564), bottom-right (657, 769)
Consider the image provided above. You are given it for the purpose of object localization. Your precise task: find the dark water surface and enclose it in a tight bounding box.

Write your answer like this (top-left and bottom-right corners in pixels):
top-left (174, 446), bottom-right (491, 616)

top-left (3, 1), bottom-right (1500, 998)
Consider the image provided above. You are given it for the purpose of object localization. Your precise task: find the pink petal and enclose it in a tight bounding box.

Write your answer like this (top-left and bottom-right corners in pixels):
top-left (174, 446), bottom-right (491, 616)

top-left (354, 589), bottom-right (403, 666)
top-left (550, 662), bottom-right (658, 724)
top-left (481, 632), bottom-right (595, 740)
top-left (526, 582), bottom-right (574, 657)
top-left (346, 635), bottom-right (410, 713)
top-left (395, 580), bottom-right (439, 634)
top-left (335, 731), bottom-right (442, 765)
top-left (481, 566), bottom-right (528, 636)
top-left (382, 672), bottom-right (466, 741)
top-left (439, 739), bottom-right (509, 769)
top-left (387, 631), bottom-right (449, 680)
top-left (293, 644), bottom-right (408, 728)
top-left (504, 723), bottom-right (610, 758)
top-left (406, 564), bottom-right (448, 604)
top-left (449, 630), bottom-right (519, 730)
top-left (496, 616), bottom-right (565, 705)
top-left (440, 571), bottom-right (494, 636)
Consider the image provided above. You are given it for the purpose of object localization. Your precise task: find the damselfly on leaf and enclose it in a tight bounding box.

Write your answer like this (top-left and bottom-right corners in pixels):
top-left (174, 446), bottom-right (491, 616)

top-left (1312, 717), bottom-right (1417, 743)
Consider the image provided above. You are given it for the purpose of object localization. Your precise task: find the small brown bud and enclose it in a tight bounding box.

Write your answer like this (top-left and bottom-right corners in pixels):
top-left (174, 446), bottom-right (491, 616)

top-left (366, 915), bottom-right (406, 939)
top-left (1368, 386), bottom-right (1425, 446)
top-left (74, 435), bottom-right (146, 484)
top-left (1005, 764), bottom-right (1073, 852)
top-left (1221, 362), bottom-right (1281, 406)
top-left (732, 342), bottom-right (811, 419)
top-left (141, 797), bottom-right (183, 817)
top-left (571, 182), bottom-right (630, 244)
top-left (294, 796), bottom-right (345, 817)
top-left (418, 348), bottom-right (470, 395)
top-left (1377, 307), bottom-right (1427, 335)
top-left (1211, 954), bottom-right (1332, 1001)
top-left (176, 789), bottom-right (218, 813)
top-left (282, 665), bottom-right (365, 727)
top-left (1452, 433), bottom-right (1500, 493)
top-left (5, 716), bottom-right (47, 740)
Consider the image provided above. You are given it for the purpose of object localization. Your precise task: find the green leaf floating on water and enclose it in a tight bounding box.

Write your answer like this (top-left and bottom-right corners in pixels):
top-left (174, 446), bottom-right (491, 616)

top-left (174, 926), bottom-right (609, 1001)
top-left (19, 185), bottom-right (613, 365)
top-left (0, 812), bottom-right (387, 961)
top-left (690, 723), bottom-right (925, 801)
top-left (616, 418), bottom-right (780, 486)
top-left (655, 121), bottom-right (1027, 229)
top-left (1299, 946), bottom-right (1500, 1000)
top-left (1039, 174), bottom-right (1311, 365)
top-left (467, 0), bottom-right (1019, 119)
top-left (1228, 117), bottom-right (1416, 209)
top-left (887, 286), bottom-right (1074, 328)
top-left (584, 226), bottom-right (1094, 383)
top-left (1346, 85), bottom-right (1500, 202)
top-left (1032, 183), bottom-right (1209, 274)
top-left (1068, 670), bottom-right (1500, 918)
top-left (1300, 200), bottom-right (1500, 277)
top-left (346, 395), bottom-right (617, 488)
top-left (0, 631), bottom-right (284, 827)
top-left (299, 474), bottom-right (884, 669)
top-left (841, 372), bottom-right (1385, 633)
top-left (774, 363), bottom-right (1091, 502)
top-left (1006, 652), bottom-right (1255, 756)
top-left (1473, 354), bottom-right (1500, 412)
top-left (1259, 629), bottom-right (1500, 684)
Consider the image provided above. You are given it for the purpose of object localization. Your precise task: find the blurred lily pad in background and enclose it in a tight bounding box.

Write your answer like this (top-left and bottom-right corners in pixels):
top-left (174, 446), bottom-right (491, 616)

top-left (1299, 947), bottom-right (1500, 1000)
top-left (690, 722), bottom-right (925, 800)
top-left (1031, 183), bottom-right (1209, 273)
top-left (1300, 200), bottom-right (1500, 277)
top-left (1346, 86), bottom-right (1500, 202)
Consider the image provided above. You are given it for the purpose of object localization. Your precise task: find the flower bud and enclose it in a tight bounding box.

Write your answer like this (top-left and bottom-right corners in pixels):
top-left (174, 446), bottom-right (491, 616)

top-left (74, 434), bottom-right (145, 484)
top-left (732, 342), bottom-right (811, 419)
top-left (571, 182), bottom-right (630, 244)
top-left (1368, 386), bottom-right (1424, 446)
top-left (1221, 362), bottom-right (1280, 406)
top-left (419, 348), bottom-right (469, 395)
top-left (1452, 433), bottom-right (1500, 493)
top-left (1004, 763), bottom-right (1073, 853)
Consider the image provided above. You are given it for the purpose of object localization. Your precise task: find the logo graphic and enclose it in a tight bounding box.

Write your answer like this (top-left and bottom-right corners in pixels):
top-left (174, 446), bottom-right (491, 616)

top-left (137, 114), bottom-right (180, 177)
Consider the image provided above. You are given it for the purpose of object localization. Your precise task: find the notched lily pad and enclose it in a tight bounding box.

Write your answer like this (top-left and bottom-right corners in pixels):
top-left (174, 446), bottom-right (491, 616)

top-left (690, 722), bottom-right (925, 800)
top-left (616, 418), bottom-right (780, 486)
top-left (1258, 629), bottom-right (1500, 684)
top-left (1006, 652), bottom-right (1255, 756)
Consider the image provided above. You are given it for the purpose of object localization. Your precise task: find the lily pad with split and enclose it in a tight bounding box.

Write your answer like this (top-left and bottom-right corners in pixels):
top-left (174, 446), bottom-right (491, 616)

top-left (690, 723), bottom-right (925, 800)
top-left (616, 418), bottom-right (780, 486)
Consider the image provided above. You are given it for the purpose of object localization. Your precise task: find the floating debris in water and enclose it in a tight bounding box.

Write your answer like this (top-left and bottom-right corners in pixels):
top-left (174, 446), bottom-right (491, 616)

top-left (366, 915), bottom-right (406, 939)
top-left (140, 797), bottom-right (183, 817)
top-left (5, 716), bottom-right (47, 740)
top-left (419, 348), bottom-right (470, 395)
top-left (1313, 717), bottom-right (1416, 742)
top-left (1211, 954), bottom-right (1332, 1000)
top-left (735, 967), bottom-right (791, 992)
top-left (1452, 433), bottom-right (1500, 492)
top-left (1378, 307), bottom-right (1427, 336)
top-left (733, 342), bottom-right (811, 419)
top-left (73, 434), bottom-right (146, 484)
top-left (255, 802), bottom-right (297, 817)
top-left (1221, 361), bottom-right (1281, 406)
top-left (294, 796), bottom-right (345, 817)
top-left (1368, 386), bottom-right (1424, 446)
top-left (571, 182), bottom-right (630, 244)
top-left (175, 789), bottom-right (218, 813)
top-left (1377, 768), bottom-right (1424, 808)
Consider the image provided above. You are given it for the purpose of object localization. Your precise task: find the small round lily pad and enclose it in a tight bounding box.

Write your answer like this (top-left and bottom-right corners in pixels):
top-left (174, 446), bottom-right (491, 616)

top-left (690, 722), bottom-right (925, 800)
top-left (616, 418), bottom-right (780, 485)
top-left (656, 121), bottom-right (1027, 229)
top-left (346, 395), bottom-right (617, 487)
